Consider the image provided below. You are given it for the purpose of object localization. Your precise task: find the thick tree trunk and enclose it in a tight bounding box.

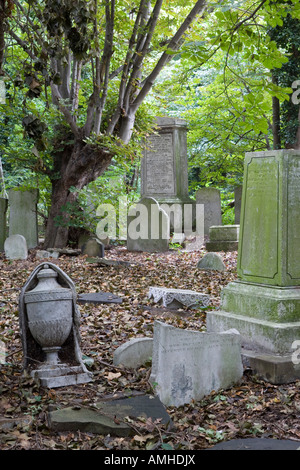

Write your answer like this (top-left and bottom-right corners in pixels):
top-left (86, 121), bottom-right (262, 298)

top-left (43, 139), bottom-right (113, 249)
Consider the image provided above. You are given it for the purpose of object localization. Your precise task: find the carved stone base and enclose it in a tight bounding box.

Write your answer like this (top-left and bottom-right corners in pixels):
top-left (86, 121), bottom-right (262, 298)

top-left (31, 364), bottom-right (92, 388)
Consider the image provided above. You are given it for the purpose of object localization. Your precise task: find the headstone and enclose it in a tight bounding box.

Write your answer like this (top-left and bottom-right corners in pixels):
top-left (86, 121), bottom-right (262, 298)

top-left (113, 338), bottom-right (153, 368)
top-left (8, 189), bottom-right (39, 248)
top-left (150, 321), bottom-right (243, 407)
top-left (4, 234), bottom-right (28, 260)
top-left (206, 225), bottom-right (239, 252)
top-left (0, 197), bottom-right (8, 251)
top-left (207, 150), bottom-right (300, 384)
top-left (195, 188), bottom-right (222, 236)
top-left (234, 185), bottom-right (243, 224)
top-left (141, 117), bottom-right (195, 233)
top-left (127, 197), bottom-right (169, 252)
top-left (81, 238), bottom-right (104, 258)
top-left (19, 262), bottom-right (92, 388)
top-left (148, 287), bottom-right (210, 309)
top-left (197, 252), bottom-right (226, 271)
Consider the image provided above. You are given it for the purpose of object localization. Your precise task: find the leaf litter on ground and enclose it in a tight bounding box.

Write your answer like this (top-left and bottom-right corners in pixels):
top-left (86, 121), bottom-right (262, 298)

top-left (0, 246), bottom-right (300, 450)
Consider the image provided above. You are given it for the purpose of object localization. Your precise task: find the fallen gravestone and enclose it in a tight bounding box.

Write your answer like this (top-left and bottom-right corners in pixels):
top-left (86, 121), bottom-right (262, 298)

top-left (113, 337), bottom-right (153, 368)
top-left (197, 252), bottom-right (226, 271)
top-left (148, 286), bottom-right (210, 309)
top-left (48, 395), bottom-right (172, 436)
top-left (87, 257), bottom-right (131, 267)
top-left (4, 234), bottom-right (28, 260)
top-left (78, 292), bottom-right (123, 305)
top-left (209, 438), bottom-right (300, 451)
top-left (150, 321), bottom-right (243, 407)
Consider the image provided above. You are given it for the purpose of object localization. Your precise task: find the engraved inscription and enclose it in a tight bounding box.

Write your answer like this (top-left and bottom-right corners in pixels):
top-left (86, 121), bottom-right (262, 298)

top-left (144, 133), bottom-right (175, 195)
top-left (287, 156), bottom-right (300, 279)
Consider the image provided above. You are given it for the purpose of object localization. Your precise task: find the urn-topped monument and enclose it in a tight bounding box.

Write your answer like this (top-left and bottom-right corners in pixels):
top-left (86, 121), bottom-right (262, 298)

top-left (19, 263), bottom-right (92, 388)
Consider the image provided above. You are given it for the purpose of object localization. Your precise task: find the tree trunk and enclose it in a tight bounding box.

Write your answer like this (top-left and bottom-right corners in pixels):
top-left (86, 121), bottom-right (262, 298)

top-left (43, 139), bottom-right (113, 249)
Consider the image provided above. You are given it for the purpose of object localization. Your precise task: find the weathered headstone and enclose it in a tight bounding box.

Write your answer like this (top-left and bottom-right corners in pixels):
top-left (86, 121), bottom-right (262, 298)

top-left (206, 225), bottom-right (239, 252)
top-left (197, 252), bottom-right (226, 271)
top-left (113, 337), bottom-right (153, 368)
top-left (150, 321), bottom-right (243, 407)
top-left (148, 287), bottom-right (210, 309)
top-left (141, 117), bottom-right (195, 233)
top-left (195, 188), bottom-right (222, 236)
top-left (0, 197), bottom-right (8, 251)
top-left (127, 197), bottom-right (169, 252)
top-left (8, 189), bottom-right (39, 248)
top-left (234, 185), bottom-right (243, 224)
top-left (207, 150), bottom-right (300, 384)
top-left (4, 234), bottom-right (28, 260)
top-left (81, 238), bottom-right (104, 258)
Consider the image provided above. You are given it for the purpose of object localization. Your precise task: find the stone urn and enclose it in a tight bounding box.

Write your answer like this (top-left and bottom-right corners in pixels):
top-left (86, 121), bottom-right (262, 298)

top-left (24, 264), bottom-right (73, 366)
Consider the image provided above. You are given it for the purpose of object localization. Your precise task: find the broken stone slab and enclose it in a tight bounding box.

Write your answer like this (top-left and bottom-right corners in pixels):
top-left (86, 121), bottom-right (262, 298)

top-left (113, 337), bottom-right (153, 368)
top-left (32, 365), bottom-right (92, 388)
top-left (36, 250), bottom-right (60, 259)
top-left (47, 248), bottom-right (81, 256)
top-left (0, 415), bottom-right (33, 431)
top-left (150, 321), bottom-right (243, 407)
top-left (196, 252), bottom-right (226, 271)
top-left (48, 395), bottom-right (172, 436)
top-left (78, 291), bottom-right (123, 305)
top-left (148, 286), bottom-right (210, 309)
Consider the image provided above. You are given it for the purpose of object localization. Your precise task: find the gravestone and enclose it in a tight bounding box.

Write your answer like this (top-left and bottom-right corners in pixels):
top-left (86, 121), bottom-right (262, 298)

top-left (81, 238), bottom-right (104, 258)
top-left (206, 225), bottom-right (239, 252)
top-left (148, 287), bottom-right (210, 309)
top-left (127, 197), bottom-right (169, 252)
top-left (0, 197), bottom-right (8, 251)
top-left (4, 234), bottom-right (28, 260)
top-left (141, 117), bottom-right (195, 233)
top-left (234, 185), bottom-right (243, 224)
top-left (150, 321), bottom-right (243, 407)
top-left (113, 337), bottom-right (153, 368)
top-left (195, 188), bottom-right (222, 236)
top-left (8, 189), bottom-right (39, 248)
top-left (197, 252), bottom-right (226, 271)
top-left (207, 150), bottom-right (300, 383)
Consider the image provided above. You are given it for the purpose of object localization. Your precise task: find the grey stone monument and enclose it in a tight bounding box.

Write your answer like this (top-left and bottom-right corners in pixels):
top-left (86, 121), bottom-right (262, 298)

top-left (9, 189), bottom-right (39, 249)
top-left (141, 117), bottom-right (195, 234)
top-left (127, 197), bottom-right (169, 252)
top-left (0, 197), bottom-right (8, 251)
top-left (207, 150), bottom-right (300, 384)
top-left (150, 321), bottom-right (243, 407)
top-left (234, 185), bottom-right (243, 224)
top-left (195, 187), bottom-right (222, 236)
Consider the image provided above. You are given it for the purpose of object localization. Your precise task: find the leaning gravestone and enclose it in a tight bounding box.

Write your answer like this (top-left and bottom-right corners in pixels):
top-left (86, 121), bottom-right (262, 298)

top-left (4, 234), bottom-right (28, 260)
top-left (207, 150), bottom-right (300, 384)
top-left (141, 117), bottom-right (195, 233)
top-left (195, 188), bottom-right (222, 236)
top-left (8, 189), bottom-right (39, 248)
top-left (127, 197), bottom-right (169, 252)
top-left (81, 238), bottom-right (104, 258)
top-left (150, 321), bottom-right (243, 407)
top-left (0, 197), bottom-right (8, 251)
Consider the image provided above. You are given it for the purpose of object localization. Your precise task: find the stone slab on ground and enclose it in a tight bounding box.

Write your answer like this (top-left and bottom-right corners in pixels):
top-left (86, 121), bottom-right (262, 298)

top-left (86, 257), bottom-right (132, 267)
top-left (209, 438), bottom-right (300, 450)
top-left (148, 286), bottom-right (210, 309)
top-left (113, 337), bottom-right (153, 368)
top-left (78, 291), bottom-right (123, 305)
top-left (48, 395), bottom-right (172, 436)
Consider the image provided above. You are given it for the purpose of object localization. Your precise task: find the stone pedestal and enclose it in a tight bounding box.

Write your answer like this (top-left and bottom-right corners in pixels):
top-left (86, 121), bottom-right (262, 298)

top-left (207, 150), bottom-right (300, 383)
top-left (141, 117), bottom-right (195, 233)
top-left (0, 197), bottom-right (8, 251)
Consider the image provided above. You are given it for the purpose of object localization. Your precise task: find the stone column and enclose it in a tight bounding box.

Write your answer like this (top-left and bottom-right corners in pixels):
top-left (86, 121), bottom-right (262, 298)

top-left (9, 189), bottom-right (39, 249)
top-left (0, 197), bottom-right (8, 251)
top-left (207, 150), bottom-right (300, 384)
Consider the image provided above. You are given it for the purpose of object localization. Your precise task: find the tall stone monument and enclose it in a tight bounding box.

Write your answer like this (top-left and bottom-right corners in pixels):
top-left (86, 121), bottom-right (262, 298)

top-left (9, 189), bottom-right (39, 249)
top-left (207, 150), bottom-right (300, 383)
top-left (0, 197), bottom-right (8, 251)
top-left (195, 187), bottom-right (222, 236)
top-left (141, 117), bottom-right (194, 234)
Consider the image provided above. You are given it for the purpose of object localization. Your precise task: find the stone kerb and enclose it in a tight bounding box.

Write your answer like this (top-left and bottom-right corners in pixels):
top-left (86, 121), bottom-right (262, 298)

top-left (127, 197), bottom-right (169, 252)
